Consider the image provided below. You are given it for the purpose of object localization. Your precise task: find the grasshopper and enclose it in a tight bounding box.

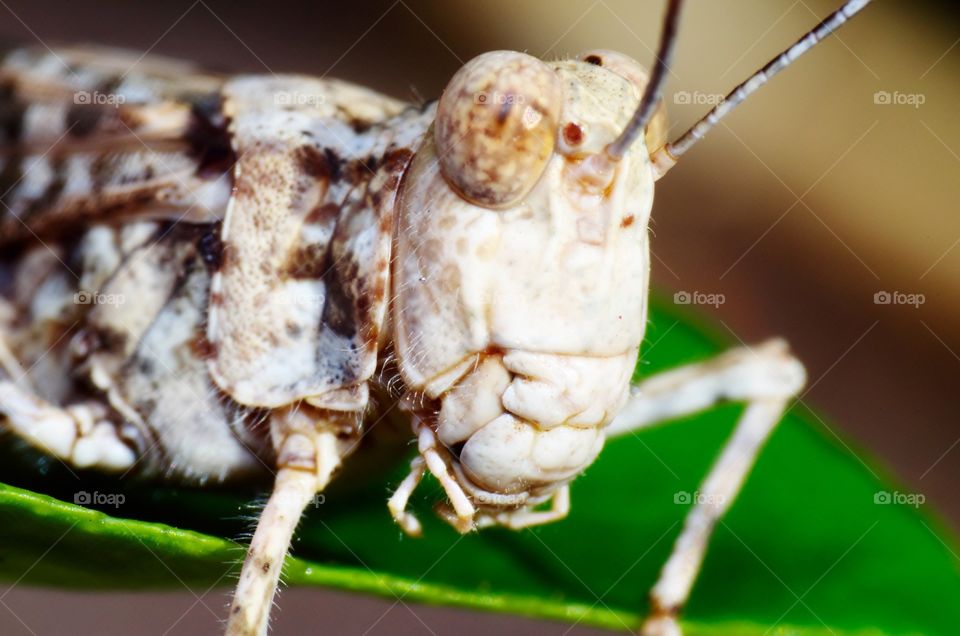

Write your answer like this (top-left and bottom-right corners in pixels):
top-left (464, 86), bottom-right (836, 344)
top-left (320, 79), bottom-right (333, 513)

top-left (0, 0), bottom-right (872, 634)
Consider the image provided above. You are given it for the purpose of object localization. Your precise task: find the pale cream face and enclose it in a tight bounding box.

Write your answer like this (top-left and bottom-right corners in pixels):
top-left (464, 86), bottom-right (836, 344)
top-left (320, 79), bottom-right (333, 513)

top-left (391, 50), bottom-right (660, 494)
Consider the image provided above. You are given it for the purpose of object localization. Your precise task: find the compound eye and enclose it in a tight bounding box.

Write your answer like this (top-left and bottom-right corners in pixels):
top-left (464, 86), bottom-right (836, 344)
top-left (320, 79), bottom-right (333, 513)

top-left (578, 49), bottom-right (669, 152)
top-left (436, 51), bottom-right (562, 208)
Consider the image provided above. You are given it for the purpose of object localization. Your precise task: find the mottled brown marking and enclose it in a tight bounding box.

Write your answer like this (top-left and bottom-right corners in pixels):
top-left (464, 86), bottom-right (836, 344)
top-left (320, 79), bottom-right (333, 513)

top-left (98, 189), bottom-right (158, 217)
top-left (305, 202), bottom-right (339, 226)
top-left (284, 243), bottom-right (327, 279)
top-left (186, 96), bottom-right (236, 179)
top-left (350, 156), bottom-right (380, 184)
top-left (233, 177), bottom-right (255, 199)
top-left (372, 280), bottom-right (386, 304)
top-left (285, 321), bottom-right (303, 339)
top-left (90, 326), bottom-right (130, 355)
top-left (0, 80), bottom-right (25, 143)
top-left (117, 105), bottom-right (144, 130)
top-left (382, 147), bottom-right (414, 173)
top-left (621, 214), bottom-right (635, 228)
top-left (322, 254), bottom-right (359, 339)
top-left (348, 118), bottom-right (372, 134)
top-left (297, 145), bottom-right (331, 180)
top-left (65, 104), bottom-right (103, 138)
top-left (379, 204), bottom-right (396, 232)
top-left (189, 333), bottom-right (218, 359)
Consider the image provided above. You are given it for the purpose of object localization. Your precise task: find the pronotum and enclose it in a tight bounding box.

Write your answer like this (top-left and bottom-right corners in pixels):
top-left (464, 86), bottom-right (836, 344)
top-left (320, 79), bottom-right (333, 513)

top-left (0, 0), bottom-right (872, 634)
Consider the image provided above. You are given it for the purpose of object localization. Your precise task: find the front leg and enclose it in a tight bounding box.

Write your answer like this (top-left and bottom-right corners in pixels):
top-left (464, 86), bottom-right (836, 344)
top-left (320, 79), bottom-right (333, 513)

top-left (608, 339), bottom-right (806, 636)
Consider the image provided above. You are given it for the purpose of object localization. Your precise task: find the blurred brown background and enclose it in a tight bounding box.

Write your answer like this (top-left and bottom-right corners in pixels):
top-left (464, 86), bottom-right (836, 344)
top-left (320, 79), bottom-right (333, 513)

top-left (1, 0), bottom-right (958, 634)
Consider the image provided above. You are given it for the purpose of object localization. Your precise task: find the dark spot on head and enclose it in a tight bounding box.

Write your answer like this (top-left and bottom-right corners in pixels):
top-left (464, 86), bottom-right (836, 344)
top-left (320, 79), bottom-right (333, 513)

top-left (621, 214), bottom-right (635, 228)
top-left (563, 122), bottom-right (583, 146)
top-left (261, 561), bottom-right (271, 574)
top-left (584, 55), bottom-right (603, 66)
top-left (232, 605), bottom-right (241, 614)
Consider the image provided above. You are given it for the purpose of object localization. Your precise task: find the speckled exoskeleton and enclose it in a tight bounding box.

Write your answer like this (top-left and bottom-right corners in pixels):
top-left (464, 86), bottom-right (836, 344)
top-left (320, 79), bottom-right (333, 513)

top-left (0, 1), bottom-right (871, 634)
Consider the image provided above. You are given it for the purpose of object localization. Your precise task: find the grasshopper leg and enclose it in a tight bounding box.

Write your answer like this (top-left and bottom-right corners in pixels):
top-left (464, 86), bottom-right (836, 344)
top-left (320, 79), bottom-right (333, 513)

top-left (0, 380), bottom-right (137, 471)
top-left (389, 416), bottom-right (477, 535)
top-left (607, 339), bottom-right (805, 636)
top-left (473, 485), bottom-right (571, 530)
top-left (387, 455), bottom-right (426, 536)
top-left (226, 408), bottom-right (349, 636)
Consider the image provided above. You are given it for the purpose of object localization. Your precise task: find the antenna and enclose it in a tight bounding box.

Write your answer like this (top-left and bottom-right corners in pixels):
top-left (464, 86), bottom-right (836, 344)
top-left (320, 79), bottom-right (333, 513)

top-left (606, 0), bottom-right (685, 160)
top-left (652, 0), bottom-right (873, 175)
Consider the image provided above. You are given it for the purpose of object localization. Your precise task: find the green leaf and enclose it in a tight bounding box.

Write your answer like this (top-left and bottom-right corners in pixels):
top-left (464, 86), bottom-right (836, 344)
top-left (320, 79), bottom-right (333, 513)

top-left (0, 296), bottom-right (956, 635)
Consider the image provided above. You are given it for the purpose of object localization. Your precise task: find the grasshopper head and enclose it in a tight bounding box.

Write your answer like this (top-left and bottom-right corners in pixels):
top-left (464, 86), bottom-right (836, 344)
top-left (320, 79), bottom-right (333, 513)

top-left (391, 50), bottom-right (663, 495)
